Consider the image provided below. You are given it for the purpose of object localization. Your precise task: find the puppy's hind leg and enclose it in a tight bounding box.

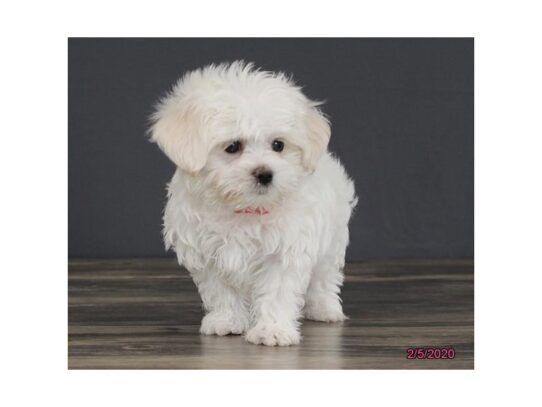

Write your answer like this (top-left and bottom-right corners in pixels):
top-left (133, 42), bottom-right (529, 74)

top-left (194, 270), bottom-right (250, 336)
top-left (304, 254), bottom-right (347, 323)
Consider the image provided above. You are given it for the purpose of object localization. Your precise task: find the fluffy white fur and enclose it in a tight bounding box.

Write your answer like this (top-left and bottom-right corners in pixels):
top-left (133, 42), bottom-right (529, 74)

top-left (150, 62), bottom-right (357, 346)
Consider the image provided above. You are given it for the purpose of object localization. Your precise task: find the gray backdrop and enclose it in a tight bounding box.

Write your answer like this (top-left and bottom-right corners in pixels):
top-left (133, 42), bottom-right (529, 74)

top-left (68, 38), bottom-right (473, 259)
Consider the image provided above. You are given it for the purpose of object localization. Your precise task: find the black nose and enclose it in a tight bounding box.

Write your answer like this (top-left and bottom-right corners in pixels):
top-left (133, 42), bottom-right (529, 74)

top-left (253, 168), bottom-right (273, 186)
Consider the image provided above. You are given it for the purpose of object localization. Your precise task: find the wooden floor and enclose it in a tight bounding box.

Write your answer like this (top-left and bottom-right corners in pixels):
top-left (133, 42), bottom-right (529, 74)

top-left (68, 258), bottom-right (474, 369)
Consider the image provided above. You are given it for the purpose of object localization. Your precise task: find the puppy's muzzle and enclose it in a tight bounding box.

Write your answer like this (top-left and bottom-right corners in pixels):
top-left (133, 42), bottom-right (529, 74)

top-left (252, 167), bottom-right (273, 186)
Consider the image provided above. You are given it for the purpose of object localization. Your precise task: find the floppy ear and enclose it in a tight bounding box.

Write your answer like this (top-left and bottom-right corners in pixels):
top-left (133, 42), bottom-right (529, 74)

top-left (302, 106), bottom-right (331, 172)
top-left (149, 98), bottom-right (210, 174)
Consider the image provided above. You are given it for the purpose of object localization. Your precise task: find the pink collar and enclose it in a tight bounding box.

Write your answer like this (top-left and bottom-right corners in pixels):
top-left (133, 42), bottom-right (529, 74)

top-left (234, 207), bottom-right (269, 215)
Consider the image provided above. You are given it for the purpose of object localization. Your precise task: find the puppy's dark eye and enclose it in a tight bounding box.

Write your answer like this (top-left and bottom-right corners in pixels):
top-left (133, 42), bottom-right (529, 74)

top-left (272, 140), bottom-right (284, 152)
top-left (225, 141), bottom-right (242, 154)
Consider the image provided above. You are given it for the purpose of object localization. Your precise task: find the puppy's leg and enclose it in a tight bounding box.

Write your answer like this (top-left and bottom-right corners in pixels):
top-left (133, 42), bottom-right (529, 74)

top-left (245, 258), bottom-right (311, 346)
top-left (304, 255), bottom-right (346, 322)
top-left (304, 222), bottom-right (349, 322)
top-left (194, 271), bottom-right (250, 336)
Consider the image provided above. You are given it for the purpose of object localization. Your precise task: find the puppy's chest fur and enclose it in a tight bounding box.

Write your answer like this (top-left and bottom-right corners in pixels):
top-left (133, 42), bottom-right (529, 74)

top-left (164, 182), bottom-right (319, 285)
top-left (169, 211), bottom-right (314, 289)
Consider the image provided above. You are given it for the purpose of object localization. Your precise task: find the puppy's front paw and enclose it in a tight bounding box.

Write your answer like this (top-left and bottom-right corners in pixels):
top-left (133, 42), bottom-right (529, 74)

top-left (245, 323), bottom-right (300, 346)
top-left (304, 298), bottom-right (347, 322)
top-left (200, 311), bottom-right (248, 336)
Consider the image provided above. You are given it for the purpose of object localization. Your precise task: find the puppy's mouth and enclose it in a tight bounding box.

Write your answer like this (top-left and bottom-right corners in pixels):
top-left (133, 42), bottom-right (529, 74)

top-left (255, 185), bottom-right (270, 195)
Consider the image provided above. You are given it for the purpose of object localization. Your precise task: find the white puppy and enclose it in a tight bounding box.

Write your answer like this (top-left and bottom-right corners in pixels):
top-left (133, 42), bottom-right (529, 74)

top-left (150, 62), bottom-right (357, 346)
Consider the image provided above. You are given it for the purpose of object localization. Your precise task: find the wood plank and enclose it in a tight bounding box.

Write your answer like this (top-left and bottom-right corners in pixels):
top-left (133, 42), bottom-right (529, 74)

top-left (68, 259), bottom-right (474, 369)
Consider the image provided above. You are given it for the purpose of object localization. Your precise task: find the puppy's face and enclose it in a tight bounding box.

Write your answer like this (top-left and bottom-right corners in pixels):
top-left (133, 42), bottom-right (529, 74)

top-left (203, 130), bottom-right (305, 209)
top-left (150, 62), bottom-right (330, 210)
